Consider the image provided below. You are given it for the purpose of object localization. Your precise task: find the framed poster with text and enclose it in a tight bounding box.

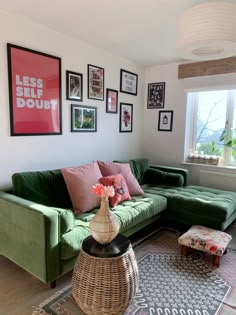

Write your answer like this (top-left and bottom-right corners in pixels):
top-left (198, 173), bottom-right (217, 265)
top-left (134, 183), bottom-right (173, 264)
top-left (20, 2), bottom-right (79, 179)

top-left (147, 82), bottom-right (165, 109)
top-left (7, 43), bottom-right (62, 136)
top-left (87, 64), bottom-right (104, 100)
top-left (120, 69), bottom-right (138, 96)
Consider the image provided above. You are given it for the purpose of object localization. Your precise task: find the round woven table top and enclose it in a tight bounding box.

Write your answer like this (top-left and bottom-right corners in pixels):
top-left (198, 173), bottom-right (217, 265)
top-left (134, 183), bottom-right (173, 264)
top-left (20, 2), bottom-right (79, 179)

top-left (82, 234), bottom-right (130, 258)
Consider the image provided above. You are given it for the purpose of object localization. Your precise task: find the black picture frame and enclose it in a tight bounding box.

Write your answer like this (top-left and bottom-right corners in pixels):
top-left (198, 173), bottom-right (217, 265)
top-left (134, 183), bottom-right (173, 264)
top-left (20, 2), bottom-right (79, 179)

top-left (147, 82), bottom-right (165, 109)
top-left (120, 69), bottom-right (138, 96)
top-left (87, 64), bottom-right (104, 100)
top-left (71, 104), bottom-right (97, 132)
top-left (158, 110), bottom-right (173, 131)
top-left (119, 103), bottom-right (133, 132)
top-left (66, 70), bottom-right (83, 101)
top-left (106, 88), bottom-right (118, 113)
top-left (7, 43), bottom-right (62, 136)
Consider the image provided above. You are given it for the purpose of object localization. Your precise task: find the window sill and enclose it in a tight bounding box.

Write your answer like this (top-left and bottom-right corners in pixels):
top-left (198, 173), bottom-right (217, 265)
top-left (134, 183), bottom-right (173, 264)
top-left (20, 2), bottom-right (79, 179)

top-left (181, 161), bottom-right (236, 171)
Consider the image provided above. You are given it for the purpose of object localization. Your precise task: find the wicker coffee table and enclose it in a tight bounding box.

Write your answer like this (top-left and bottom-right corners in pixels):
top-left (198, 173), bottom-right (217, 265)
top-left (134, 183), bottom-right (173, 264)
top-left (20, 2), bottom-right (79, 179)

top-left (72, 234), bottom-right (139, 315)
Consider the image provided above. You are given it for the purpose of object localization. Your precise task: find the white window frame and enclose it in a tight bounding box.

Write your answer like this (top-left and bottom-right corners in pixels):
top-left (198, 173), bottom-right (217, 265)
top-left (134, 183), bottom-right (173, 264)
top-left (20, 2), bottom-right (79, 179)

top-left (186, 87), bottom-right (236, 166)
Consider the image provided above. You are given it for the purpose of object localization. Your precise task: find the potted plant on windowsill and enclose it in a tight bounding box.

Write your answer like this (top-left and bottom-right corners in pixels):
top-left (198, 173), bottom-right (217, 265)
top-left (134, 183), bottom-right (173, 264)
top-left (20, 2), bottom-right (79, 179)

top-left (211, 120), bottom-right (236, 156)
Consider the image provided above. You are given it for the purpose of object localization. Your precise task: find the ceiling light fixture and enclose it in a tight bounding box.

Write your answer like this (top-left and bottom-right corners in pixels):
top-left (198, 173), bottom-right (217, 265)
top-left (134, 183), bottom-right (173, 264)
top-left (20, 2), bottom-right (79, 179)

top-left (176, 1), bottom-right (236, 61)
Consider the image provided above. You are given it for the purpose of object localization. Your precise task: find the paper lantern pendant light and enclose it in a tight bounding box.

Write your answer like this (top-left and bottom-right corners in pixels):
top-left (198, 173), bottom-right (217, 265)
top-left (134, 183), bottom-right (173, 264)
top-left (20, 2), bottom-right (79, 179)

top-left (176, 2), bottom-right (236, 61)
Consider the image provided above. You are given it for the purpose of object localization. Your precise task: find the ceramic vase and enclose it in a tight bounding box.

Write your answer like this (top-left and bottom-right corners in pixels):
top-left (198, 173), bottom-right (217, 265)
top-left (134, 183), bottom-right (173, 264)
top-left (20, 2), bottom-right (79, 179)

top-left (89, 197), bottom-right (120, 245)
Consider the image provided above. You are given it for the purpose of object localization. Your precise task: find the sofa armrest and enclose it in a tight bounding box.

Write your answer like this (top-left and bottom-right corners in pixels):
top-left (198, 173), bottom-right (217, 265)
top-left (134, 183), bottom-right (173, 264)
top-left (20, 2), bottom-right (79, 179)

top-left (143, 168), bottom-right (184, 187)
top-left (150, 165), bottom-right (189, 186)
top-left (0, 191), bottom-right (61, 284)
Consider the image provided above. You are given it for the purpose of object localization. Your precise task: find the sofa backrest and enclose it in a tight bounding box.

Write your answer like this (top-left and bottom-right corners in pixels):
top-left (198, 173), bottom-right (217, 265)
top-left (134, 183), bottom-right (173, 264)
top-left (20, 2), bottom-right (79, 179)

top-left (12, 169), bottom-right (73, 208)
top-left (113, 158), bottom-right (149, 184)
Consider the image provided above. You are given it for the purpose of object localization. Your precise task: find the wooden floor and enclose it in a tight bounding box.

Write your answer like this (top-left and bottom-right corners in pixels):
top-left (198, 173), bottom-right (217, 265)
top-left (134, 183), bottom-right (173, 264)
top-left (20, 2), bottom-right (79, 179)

top-left (0, 255), bottom-right (72, 315)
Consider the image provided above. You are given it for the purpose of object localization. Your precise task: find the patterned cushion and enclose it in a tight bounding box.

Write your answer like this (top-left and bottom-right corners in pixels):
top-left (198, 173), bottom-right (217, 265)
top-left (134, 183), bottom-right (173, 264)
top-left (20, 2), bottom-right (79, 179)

top-left (178, 225), bottom-right (232, 256)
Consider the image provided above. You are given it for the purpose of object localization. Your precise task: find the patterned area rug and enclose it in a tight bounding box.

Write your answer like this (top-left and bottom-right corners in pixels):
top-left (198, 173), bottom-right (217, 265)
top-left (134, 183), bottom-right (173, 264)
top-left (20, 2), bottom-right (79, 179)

top-left (33, 228), bottom-right (236, 315)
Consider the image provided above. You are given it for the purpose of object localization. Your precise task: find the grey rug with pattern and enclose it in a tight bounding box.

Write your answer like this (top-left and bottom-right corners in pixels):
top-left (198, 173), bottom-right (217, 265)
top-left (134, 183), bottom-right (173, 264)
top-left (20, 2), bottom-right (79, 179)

top-left (33, 228), bottom-right (236, 315)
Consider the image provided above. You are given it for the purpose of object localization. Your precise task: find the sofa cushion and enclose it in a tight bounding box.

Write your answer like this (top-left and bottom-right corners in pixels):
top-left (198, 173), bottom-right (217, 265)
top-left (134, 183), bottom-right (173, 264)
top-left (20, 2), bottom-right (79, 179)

top-left (61, 162), bottom-right (102, 214)
top-left (142, 184), bottom-right (236, 223)
top-left (12, 169), bottom-right (72, 208)
top-left (97, 161), bottom-right (144, 196)
top-left (100, 173), bottom-right (131, 207)
top-left (114, 158), bottom-right (149, 184)
top-left (60, 194), bottom-right (167, 260)
top-left (143, 168), bottom-right (184, 187)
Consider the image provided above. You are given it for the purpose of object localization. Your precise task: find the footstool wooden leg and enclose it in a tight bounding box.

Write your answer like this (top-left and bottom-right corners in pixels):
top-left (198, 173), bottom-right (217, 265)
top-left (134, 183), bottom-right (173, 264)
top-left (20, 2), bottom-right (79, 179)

top-left (213, 255), bottom-right (220, 267)
top-left (181, 245), bottom-right (188, 256)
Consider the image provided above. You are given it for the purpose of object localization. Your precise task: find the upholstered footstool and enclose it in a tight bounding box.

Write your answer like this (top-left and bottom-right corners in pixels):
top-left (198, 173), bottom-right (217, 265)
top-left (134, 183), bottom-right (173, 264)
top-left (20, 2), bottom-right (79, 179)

top-left (178, 225), bottom-right (232, 267)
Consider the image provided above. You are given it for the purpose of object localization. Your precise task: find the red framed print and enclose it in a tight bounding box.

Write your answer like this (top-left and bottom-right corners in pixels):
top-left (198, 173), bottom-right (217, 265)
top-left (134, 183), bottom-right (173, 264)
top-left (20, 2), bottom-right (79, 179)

top-left (119, 103), bottom-right (133, 132)
top-left (106, 88), bottom-right (118, 113)
top-left (87, 64), bottom-right (104, 100)
top-left (7, 43), bottom-right (62, 136)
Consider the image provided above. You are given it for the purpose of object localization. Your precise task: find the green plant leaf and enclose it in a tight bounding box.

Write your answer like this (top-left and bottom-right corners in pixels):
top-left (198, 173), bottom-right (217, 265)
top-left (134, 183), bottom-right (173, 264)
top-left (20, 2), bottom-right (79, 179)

top-left (226, 140), bottom-right (232, 147)
top-left (219, 129), bottom-right (227, 142)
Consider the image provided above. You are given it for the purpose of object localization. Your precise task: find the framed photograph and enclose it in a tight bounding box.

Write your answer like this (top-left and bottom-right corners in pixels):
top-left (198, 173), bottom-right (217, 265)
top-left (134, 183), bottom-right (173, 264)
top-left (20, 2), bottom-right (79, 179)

top-left (147, 82), bottom-right (165, 109)
top-left (66, 70), bottom-right (83, 101)
top-left (87, 64), bottom-right (104, 100)
top-left (106, 88), bottom-right (118, 113)
top-left (7, 43), bottom-right (62, 136)
top-left (120, 69), bottom-right (138, 96)
top-left (158, 110), bottom-right (173, 131)
top-left (119, 103), bottom-right (133, 132)
top-left (71, 104), bottom-right (97, 132)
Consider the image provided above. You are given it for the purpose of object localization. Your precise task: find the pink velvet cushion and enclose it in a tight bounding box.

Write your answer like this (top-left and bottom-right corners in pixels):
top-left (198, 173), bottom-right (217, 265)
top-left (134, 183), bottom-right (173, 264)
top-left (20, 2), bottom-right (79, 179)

top-left (100, 173), bottom-right (132, 207)
top-left (61, 162), bottom-right (102, 214)
top-left (97, 161), bottom-right (144, 196)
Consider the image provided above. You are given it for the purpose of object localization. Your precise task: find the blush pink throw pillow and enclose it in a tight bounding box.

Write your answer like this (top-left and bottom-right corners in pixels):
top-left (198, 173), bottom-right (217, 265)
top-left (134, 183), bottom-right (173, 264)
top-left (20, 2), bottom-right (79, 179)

top-left (97, 161), bottom-right (144, 196)
top-left (100, 174), bottom-right (131, 207)
top-left (61, 162), bottom-right (102, 214)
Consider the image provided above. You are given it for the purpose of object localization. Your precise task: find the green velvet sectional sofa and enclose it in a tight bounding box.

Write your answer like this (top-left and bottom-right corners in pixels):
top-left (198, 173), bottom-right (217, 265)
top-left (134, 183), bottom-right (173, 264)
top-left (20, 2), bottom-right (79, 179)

top-left (0, 158), bottom-right (236, 288)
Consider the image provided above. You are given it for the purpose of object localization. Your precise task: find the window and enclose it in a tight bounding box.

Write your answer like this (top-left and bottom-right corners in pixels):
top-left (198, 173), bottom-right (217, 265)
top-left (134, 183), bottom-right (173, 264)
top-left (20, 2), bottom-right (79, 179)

top-left (186, 88), bottom-right (236, 165)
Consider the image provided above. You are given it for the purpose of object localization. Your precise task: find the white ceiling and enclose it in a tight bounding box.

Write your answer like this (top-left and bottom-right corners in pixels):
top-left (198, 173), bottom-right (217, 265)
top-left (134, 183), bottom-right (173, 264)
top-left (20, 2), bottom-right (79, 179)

top-left (0, 0), bottom-right (235, 66)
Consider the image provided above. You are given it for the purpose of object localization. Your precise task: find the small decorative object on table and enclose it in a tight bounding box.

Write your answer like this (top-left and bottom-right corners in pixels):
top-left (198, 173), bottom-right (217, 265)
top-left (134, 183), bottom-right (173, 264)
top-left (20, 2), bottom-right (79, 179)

top-left (89, 184), bottom-right (120, 244)
top-left (178, 225), bottom-right (232, 267)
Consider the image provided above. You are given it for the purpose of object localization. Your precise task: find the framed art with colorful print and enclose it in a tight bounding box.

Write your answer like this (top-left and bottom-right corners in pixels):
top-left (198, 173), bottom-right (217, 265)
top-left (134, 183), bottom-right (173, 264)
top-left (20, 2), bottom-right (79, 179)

top-left (87, 64), bottom-right (104, 100)
top-left (71, 104), bottom-right (97, 132)
top-left (7, 43), bottom-right (62, 136)
top-left (106, 88), bottom-right (118, 113)
top-left (119, 102), bottom-right (133, 132)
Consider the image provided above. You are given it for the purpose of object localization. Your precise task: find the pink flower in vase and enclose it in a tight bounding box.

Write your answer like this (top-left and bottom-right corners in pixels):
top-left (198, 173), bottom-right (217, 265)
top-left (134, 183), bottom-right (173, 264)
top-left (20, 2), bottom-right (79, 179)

top-left (92, 183), bottom-right (115, 199)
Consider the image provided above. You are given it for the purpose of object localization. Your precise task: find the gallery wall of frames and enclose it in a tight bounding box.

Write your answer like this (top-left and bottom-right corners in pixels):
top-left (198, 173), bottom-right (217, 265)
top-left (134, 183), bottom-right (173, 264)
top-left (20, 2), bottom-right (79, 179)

top-left (7, 43), bottom-right (139, 137)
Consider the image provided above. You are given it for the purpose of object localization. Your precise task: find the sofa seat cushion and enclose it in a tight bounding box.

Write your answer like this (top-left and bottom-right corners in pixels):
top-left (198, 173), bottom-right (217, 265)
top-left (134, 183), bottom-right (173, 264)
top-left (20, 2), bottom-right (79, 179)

top-left (60, 194), bottom-right (167, 260)
top-left (142, 184), bottom-right (236, 221)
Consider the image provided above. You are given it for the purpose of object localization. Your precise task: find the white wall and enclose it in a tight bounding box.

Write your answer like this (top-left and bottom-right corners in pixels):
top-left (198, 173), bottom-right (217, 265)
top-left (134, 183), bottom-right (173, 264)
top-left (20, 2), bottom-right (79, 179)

top-left (144, 62), bottom-right (236, 190)
top-left (0, 11), bottom-right (145, 189)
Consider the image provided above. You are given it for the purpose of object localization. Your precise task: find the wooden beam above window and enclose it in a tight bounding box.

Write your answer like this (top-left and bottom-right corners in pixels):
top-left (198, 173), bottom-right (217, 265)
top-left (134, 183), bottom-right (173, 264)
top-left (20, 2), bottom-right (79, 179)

top-left (178, 56), bottom-right (236, 79)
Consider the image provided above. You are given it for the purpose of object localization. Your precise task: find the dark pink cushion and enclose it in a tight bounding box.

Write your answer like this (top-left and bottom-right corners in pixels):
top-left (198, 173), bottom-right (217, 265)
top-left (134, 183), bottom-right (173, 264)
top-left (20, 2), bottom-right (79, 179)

top-left (97, 161), bottom-right (144, 196)
top-left (100, 173), bottom-right (131, 207)
top-left (61, 162), bottom-right (102, 213)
